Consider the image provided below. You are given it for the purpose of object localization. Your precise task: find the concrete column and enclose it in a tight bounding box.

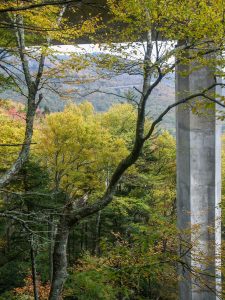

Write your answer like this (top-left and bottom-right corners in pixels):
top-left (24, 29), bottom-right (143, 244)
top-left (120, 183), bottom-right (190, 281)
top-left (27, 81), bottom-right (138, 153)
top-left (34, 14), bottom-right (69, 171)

top-left (176, 60), bottom-right (221, 300)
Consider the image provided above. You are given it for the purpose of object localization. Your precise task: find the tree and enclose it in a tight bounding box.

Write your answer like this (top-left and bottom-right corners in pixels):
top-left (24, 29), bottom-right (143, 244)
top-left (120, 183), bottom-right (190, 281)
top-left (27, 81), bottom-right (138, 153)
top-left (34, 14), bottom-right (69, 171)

top-left (36, 102), bottom-right (178, 299)
top-left (0, 1), bottom-right (101, 188)
top-left (36, 102), bottom-right (129, 298)
top-left (0, 7), bottom-right (54, 187)
top-left (0, 4), bottom-right (103, 298)
top-left (63, 130), bottom-right (177, 300)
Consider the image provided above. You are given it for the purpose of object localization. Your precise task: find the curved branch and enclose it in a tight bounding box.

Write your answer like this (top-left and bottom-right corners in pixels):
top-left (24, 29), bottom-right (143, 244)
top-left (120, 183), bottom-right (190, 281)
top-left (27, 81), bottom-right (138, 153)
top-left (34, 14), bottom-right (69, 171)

top-left (0, 0), bottom-right (82, 13)
top-left (144, 82), bottom-right (225, 141)
top-left (67, 82), bottom-right (225, 225)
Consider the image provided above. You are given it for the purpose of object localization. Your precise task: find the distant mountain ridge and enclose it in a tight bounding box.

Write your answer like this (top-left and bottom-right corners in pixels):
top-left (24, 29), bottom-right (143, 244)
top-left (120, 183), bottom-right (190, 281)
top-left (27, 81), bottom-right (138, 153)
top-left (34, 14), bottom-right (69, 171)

top-left (0, 53), bottom-right (176, 132)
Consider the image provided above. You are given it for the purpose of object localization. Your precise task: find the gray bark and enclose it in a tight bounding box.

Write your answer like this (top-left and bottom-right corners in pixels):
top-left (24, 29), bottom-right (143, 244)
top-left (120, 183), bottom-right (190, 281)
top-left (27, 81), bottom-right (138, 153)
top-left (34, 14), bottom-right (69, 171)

top-left (95, 210), bottom-right (101, 255)
top-left (48, 215), bottom-right (70, 300)
top-left (0, 14), bottom-right (45, 188)
top-left (30, 235), bottom-right (39, 300)
top-left (49, 216), bottom-right (56, 283)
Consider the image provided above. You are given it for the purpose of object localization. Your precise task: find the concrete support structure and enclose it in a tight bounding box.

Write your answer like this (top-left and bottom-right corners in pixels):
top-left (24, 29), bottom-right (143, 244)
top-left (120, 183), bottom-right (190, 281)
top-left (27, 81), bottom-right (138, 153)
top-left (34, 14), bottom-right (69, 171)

top-left (176, 62), bottom-right (221, 300)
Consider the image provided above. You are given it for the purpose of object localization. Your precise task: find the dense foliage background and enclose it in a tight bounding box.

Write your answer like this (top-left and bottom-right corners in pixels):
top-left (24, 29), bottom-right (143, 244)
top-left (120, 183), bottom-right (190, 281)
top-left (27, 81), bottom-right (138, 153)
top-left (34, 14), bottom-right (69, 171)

top-left (0, 100), bottom-right (178, 299)
top-left (0, 99), bottom-right (224, 300)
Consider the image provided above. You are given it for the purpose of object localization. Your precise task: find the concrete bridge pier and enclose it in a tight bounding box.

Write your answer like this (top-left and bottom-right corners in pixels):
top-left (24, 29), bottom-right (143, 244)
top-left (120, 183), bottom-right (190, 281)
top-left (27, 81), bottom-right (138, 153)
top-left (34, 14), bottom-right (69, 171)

top-left (176, 62), bottom-right (221, 300)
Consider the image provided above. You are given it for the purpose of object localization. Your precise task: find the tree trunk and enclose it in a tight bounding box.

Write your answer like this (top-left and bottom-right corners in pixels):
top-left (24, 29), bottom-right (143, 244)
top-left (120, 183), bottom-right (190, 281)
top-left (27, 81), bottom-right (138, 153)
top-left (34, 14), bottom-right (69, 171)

top-left (30, 235), bottom-right (39, 300)
top-left (84, 222), bottom-right (88, 251)
top-left (48, 216), bottom-right (70, 300)
top-left (95, 211), bottom-right (101, 255)
top-left (48, 215), bottom-right (56, 283)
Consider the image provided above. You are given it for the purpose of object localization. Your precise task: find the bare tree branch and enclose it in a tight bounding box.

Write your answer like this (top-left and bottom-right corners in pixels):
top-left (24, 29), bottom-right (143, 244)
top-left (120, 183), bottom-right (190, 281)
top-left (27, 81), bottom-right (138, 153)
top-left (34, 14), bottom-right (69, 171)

top-left (0, 0), bottom-right (82, 13)
top-left (144, 82), bottom-right (225, 141)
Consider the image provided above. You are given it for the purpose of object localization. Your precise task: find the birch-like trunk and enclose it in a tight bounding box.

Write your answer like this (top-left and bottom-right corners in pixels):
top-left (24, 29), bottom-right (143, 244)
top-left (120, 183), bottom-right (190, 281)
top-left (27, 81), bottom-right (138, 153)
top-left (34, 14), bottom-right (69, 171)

top-left (48, 216), bottom-right (70, 300)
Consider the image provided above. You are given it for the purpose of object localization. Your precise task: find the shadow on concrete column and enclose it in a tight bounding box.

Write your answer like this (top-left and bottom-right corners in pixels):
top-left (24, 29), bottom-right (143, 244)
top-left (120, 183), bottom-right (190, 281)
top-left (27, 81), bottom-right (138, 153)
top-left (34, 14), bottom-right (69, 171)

top-left (176, 59), bottom-right (221, 300)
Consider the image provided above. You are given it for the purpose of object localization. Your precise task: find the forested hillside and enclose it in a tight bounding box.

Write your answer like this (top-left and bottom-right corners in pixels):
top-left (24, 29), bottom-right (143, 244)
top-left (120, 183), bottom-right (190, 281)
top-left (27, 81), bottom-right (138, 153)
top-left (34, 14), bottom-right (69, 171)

top-left (0, 55), bottom-right (175, 132)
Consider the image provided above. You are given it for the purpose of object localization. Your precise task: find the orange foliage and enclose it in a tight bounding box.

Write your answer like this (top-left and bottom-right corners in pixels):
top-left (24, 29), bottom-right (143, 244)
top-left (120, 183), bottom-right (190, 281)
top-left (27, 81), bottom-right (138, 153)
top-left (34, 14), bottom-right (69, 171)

top-left (14, 275), bottom-right (50, 300)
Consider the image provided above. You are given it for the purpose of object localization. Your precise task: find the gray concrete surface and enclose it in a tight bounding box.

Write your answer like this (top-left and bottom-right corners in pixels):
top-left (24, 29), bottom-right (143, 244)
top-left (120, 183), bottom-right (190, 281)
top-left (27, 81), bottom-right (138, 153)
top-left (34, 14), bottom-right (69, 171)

top-left (176, 61), bottom-right (221, 300)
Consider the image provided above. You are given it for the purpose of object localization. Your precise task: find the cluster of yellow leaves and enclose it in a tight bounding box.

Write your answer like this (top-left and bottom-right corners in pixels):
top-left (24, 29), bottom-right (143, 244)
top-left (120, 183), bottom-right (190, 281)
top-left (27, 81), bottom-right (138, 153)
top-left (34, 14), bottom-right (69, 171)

top-left (106, 0), bottom-right (225, 75)
top-left (52, 15), bottom-right (102, 43)
top-left (0, 3), bottom-right (61, 47)
top-left (0, 114), bottom-right (25, 171)
top-left (17, 5), bottom-right (60, 31)
top-left (0, 1), bottom-right (103, 48)
top-left (100, 102), bottom-right (136, 146)
top-left (36, 102), bottom-right (129, 197)
top-left (107, 0), bottom-right (225, 42)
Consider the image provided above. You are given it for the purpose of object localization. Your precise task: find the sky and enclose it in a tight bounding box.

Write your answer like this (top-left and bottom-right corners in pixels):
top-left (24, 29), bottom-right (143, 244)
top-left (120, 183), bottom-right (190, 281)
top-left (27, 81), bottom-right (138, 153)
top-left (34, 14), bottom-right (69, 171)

top-left (50, 41), bottom-right (175, 63)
